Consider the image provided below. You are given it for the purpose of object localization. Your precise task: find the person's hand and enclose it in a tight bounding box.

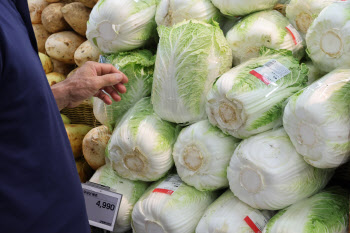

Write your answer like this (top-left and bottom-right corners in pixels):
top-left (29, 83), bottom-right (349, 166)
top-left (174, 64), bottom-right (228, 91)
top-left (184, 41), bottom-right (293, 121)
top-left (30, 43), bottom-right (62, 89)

top-left (52, 61), bottom-right (128, 110)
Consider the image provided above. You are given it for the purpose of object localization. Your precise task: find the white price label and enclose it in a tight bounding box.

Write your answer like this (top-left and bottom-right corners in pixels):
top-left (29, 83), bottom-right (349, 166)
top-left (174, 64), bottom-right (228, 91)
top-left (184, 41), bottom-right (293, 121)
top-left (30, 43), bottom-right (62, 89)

top-left (244, 211), bottom-right (269, 233)
top-left (285, 24), bottom-right (303, 45)
top-left (152, 175), bottom-right (183, 195)
top-left (82, 182), bottom-right (122, 231)
top-left (250, 59), bottom-right (291, 85)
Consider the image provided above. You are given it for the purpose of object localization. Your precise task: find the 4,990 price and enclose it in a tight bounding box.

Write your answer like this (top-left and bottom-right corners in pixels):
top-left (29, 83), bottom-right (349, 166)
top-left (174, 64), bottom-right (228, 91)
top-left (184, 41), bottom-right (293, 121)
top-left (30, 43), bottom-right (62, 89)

top-left (96, 201), bottom-right (115, 211)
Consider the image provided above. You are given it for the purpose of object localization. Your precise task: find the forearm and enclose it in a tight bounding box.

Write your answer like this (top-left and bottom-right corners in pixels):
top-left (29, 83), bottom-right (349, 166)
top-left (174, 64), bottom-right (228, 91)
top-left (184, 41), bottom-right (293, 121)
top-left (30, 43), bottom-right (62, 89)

top-left (51, 81), bottom-right (71, 111)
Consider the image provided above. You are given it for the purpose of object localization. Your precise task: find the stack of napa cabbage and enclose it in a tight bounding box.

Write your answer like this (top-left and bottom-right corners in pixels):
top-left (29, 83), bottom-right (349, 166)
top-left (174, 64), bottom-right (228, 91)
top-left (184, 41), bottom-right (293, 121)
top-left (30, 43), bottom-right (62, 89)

top-left (31, 0), bottom-right (350, 232)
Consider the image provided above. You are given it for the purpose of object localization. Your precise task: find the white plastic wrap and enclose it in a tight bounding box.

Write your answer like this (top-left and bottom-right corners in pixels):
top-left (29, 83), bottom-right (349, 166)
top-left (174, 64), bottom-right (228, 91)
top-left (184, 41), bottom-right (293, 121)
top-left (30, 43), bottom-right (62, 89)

top-left (106, 98), bottom-right (179, 182)
top-left (173, 120), bottom-right (240, 191)
top-left (227, 128), bottom-right (334, 210)
top-left (206, 48), bottom-right (308, 139)
top-left (196, 190), bottom-right (273, 233)
top-left (284, 69), bottom-right (350, 168)
top-left (131, 174), bottom-right (218, 233)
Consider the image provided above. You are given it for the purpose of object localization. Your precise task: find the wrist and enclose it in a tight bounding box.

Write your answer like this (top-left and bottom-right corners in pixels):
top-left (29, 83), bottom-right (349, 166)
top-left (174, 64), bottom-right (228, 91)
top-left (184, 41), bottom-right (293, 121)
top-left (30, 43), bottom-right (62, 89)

top-left (51, 80), bottom-right (72, 110)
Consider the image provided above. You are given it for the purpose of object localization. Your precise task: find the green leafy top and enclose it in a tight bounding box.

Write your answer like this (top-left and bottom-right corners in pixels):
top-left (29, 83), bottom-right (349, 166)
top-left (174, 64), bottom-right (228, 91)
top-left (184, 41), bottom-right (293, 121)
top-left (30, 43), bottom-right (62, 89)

top-left (121, 97), bottom-right (179, 152)
top-left (231, 10), bottom-right (289, 44)
top-left (264, 187), bottom-right (349, 233)
top-left (129, 0), bottom-right (159, 15)
top-left (259, 47), bottom-right (294, 57)
top-left (91, 164), bottom-right (149, 204)
top-left (123, 97), bottom-right (155, 138)
top-left (304, 188), bottom-right (349, 232)
top-left (328, 75), bottom-right (350, 120)
top-left (153, 20), bottom-right (232, 117)
top-left (104, 49), bottom-right (156, 68)
top-left (95, 50), bottom-right (155, 130)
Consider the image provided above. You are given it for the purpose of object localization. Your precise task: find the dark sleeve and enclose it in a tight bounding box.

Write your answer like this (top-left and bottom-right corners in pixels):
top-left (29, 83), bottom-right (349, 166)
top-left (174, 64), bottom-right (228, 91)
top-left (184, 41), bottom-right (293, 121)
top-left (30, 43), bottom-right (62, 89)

top-left (0, 24), bottom-right (3, 78)
top-left (0, 46), bottom-right (3, 78)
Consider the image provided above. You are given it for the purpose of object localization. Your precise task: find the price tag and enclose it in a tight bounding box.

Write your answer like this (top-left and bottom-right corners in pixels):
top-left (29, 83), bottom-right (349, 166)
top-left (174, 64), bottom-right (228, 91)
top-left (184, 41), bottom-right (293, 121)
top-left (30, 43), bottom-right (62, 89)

top-left (82, 182), bottom-right (122, 231)
top-left (244, 211), bottom-right (269, 233)
top-left (250, 59), bottom-right (291, 85)
top-left (153, 174), bottom-right (183, 195)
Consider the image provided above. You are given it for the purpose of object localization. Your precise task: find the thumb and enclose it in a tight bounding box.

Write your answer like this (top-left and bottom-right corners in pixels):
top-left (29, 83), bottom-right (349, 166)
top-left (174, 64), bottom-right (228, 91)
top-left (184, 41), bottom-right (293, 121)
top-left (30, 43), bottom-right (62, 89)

top-left (95, 73), bottom-right (125, 88)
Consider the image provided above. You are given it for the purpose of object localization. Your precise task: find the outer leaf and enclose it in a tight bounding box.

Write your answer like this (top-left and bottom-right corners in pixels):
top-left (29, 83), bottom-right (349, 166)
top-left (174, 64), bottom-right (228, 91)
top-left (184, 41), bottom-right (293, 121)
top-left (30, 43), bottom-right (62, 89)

top-left (226, 10), bottom-right (304, 65)
top-left (152, 20), bottom-right (232, 124)
top-left (155, 0), bottom-right (223, 27)
top-left (305, 61), bottom-right (326, 85)
top-left (211, 0), bottom-right (279, 17)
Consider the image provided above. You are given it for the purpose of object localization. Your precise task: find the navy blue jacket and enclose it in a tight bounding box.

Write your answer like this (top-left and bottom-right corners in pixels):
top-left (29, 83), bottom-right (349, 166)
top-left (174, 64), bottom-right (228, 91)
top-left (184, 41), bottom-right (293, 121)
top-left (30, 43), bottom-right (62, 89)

top-left (0, 0), bottom-right (90, 232)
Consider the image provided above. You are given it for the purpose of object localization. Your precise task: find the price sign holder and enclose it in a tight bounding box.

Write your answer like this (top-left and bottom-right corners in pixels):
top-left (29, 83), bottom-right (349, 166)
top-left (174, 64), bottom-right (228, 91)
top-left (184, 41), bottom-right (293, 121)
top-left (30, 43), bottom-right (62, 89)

top-left (82, 182), bottom-right (123, 231)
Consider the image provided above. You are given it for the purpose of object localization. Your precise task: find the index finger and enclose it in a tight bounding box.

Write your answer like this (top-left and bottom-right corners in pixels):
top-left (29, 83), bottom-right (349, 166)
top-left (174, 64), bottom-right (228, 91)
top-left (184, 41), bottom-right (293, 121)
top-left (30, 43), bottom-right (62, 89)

top-left (93, 62), bottom-right (128, 84)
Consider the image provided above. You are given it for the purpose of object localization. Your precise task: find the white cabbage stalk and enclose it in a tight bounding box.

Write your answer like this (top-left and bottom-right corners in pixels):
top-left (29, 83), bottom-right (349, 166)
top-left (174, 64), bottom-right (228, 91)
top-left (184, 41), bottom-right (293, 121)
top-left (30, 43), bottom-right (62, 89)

top-left (263, 188), bottom-right (349, 233)
top-left (89, 164), bottom-right (149, 233)
top-left (173, 120), bottom-right (240, 191)
top-left (132, 174), bottom-right (218, 233)
top-left (286, 0), bottom-right (338, 39)
top-left (152, 20), bottom-right (232, 124)
top-left (306, 1), bottom-right (350, 73)
top-left (106, 97), bottom-right (179, 181)
top-left (196, 190), bottom-right (273, 233)
top-left (305, 61), bottom-right (326, 85)
top-left (211, 0), bottom-right (279, 17)
top-left (206, 48), bottom-right (308, 139)
top-left (283, 69), bottom-right (350, 168)
top-left (227, 128), bottom-right (334, 210)
top-left (93, 50), bottom-right (155, 130)
top-left (155, 0), bottom-right (222, 27)
top-left (86, 0), bottom-right (157, 54)
top-left (226, 10), bottom-right (304, 65)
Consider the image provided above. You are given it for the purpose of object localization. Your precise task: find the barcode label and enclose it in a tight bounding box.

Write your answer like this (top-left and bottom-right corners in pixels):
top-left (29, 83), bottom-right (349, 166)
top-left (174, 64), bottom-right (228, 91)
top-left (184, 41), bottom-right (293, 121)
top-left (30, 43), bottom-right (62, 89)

top-left (286, 24), bottom-right (303, 45)
top-left (244, 211), bottom-right (269, 233)
top-left (153, 175), bottom-right (182, 195)
top-left (250, 59), bottom-right (290, 85)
